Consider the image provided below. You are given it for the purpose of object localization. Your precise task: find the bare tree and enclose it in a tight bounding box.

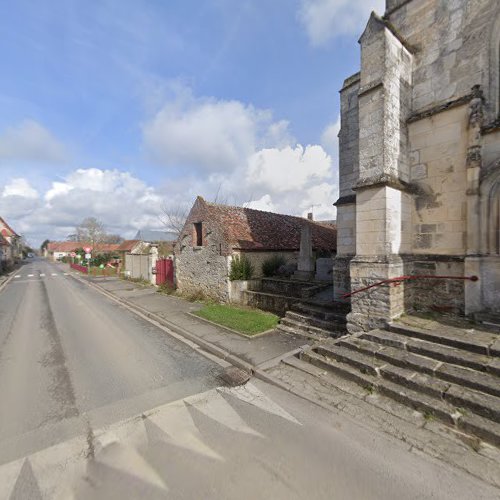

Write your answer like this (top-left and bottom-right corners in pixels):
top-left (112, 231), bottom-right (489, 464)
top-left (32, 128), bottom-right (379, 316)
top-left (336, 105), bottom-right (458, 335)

top-left (101, 233), bottom-right (124, 244)
top-left (75, 217), bottom-right (106, 246)
top-left (160, 202), bottom-right (190, 236)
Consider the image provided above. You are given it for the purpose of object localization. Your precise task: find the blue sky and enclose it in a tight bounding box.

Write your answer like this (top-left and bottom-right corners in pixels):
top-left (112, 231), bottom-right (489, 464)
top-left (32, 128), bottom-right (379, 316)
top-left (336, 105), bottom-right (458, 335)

top-left (0, 0), bottom-right (384, 245)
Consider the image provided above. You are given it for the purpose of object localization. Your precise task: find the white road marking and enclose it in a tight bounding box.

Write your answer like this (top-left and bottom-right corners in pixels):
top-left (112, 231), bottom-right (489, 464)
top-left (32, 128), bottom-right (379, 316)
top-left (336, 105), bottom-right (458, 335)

top-left (14, 275), bottom-right (20, 278)
top-left (218, 382), bottom-right (301, 425)
top-left (94, 442), bottom-right (168, 491)
top-left (63, 273), bottom-right (69, 276)
top-left (51, 273), bottom-right (57, 276)
top-left (0, 457), bottom-right (23, 499)
top-left (27, 274), bottom-right (34, 277)
top-left (0, 384), bottom-right (300, 496)
top-left (186, 391), bottom-right (262, 436)
top-left (146, 400), bottom-right (223, 460)
top-left (40, 273), bottom-right (46, 277)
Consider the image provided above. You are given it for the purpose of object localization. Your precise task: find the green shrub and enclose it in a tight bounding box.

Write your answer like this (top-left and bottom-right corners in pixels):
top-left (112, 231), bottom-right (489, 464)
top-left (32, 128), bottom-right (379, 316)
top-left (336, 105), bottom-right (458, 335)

top-left (262, 255), bottom-right (286, 277)
top-left (229, 255), bottom-right (254, 281)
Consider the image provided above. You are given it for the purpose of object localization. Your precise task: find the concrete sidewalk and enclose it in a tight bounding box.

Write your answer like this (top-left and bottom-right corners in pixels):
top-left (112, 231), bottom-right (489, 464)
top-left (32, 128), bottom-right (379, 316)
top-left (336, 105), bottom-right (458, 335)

top-left (80, 274), bottom-right (311, 370)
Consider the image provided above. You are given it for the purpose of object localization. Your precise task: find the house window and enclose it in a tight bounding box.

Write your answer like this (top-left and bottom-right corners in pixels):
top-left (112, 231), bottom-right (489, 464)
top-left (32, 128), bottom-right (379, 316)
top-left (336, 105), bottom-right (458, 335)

top-left (194, 222), bottom-right (203, 247)
top-left (489, 183), bottom-right (500, 255)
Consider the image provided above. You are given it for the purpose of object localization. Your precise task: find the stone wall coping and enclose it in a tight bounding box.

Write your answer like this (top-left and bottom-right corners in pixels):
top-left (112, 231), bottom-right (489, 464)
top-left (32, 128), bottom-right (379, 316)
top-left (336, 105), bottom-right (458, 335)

top-left (407, 94), bottom-right (472, 124)
top-left (354, 174), bottom-right (410, 192)
top-left (333, 194), bottom-right (356, 207)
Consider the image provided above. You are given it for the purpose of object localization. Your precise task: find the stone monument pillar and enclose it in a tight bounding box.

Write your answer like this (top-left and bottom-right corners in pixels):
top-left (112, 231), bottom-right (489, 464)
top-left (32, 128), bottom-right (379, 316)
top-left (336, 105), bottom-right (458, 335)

top-left (293, 225), bottom-right (315, 281)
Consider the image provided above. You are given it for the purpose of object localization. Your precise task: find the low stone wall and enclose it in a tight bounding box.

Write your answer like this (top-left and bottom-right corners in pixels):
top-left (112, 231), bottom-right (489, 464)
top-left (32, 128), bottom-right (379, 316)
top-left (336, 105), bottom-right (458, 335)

top-left (229, 279), bottom-right (262, 305)
top-left (403, 256), bottom-right (466, 315)
top-left (315, 258), bottom-right (333, 282)
top-left (260, 278), bottom-right (326, 298)
top-left (333, 255), bottom-right (354, 302)
top-left (243, 290), bottom-right (301, 316)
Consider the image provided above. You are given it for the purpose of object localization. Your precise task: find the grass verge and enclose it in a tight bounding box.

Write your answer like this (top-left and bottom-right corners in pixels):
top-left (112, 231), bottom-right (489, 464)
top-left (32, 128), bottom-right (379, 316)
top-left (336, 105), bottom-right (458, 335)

top-left (193, 304), bottom-right (279, 336)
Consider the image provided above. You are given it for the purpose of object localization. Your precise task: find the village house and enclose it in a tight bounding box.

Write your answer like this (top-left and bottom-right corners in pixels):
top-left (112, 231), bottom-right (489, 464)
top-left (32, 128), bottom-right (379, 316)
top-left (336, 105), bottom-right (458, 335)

top-left (45, 241), bottom-right (121, 261)
top-left (0, 217), bottom-right (22, 269)
top-left (175, 196), bottom-right (337, 302)
top-left (334, 0), bottom-right (500, 332)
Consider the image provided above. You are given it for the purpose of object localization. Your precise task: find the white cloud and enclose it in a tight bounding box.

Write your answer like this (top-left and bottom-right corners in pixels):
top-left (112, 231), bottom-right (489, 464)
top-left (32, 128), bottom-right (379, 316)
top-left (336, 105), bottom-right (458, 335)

top-left (246, 145), bottom-right (331, 193)
top-left (321, 115), bottom-right (340, 158)
top-left (298, 0), bottom-right (385, 46)
top-left (2, 178), bottom-right (39, 199)
top-left (0, 168), bottom-right (165, 244)
top-left (0, 120), bottom-right (68, 163)
top-left (142, 86), bottom-right (339, 224)
top-left (143, 90), bottom-right (291, 171)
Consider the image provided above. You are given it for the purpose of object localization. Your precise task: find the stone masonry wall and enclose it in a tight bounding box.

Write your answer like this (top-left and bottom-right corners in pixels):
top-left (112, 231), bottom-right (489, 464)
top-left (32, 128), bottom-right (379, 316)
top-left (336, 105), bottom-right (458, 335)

top-left (175, 198), bottom-right (231, 302)
top-left (402, 257), bottom-right (465, 315)
top-left (386, 0), bottom-right (500, 121)
top-left (408, 105), bottom-right (469, 255)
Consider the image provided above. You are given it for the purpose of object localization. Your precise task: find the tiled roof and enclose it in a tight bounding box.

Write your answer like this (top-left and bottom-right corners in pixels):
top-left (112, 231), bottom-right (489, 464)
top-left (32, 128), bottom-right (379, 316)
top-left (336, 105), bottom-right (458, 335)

top-left (47, 242), bottom-right (83, 252)
top-left (47, 242), bottom-right (120, 253)
top-left (117, 240), bottom-right (142, 251)
top-left (0, 217), bottom-right (19, 237)
top-left (93, 243), bottom-right (121, 253)
top-left (198, 197), bottom-right (337, 252)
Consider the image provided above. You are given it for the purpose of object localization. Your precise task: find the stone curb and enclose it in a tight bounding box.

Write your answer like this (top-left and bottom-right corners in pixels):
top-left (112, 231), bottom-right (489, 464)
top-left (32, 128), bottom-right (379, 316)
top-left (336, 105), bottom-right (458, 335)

top-left (0, 267), bottom-right (22, 294)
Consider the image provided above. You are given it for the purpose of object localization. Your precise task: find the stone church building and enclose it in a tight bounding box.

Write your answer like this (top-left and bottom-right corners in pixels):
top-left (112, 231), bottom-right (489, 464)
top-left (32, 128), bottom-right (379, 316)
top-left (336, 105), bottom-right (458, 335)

top-left (334, 0), bottom-right (500, 332)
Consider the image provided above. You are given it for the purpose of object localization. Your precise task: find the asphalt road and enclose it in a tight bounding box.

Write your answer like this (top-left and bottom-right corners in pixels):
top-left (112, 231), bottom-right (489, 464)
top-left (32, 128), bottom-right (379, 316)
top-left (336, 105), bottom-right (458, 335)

top-left (0, 259), bottom-right (499, 499)
top-left (0, 258), bottom-right (223, 465)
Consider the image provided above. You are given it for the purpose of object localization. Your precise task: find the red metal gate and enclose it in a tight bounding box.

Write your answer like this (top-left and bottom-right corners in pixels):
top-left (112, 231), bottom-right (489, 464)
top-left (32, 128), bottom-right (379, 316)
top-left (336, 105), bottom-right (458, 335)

top-left (156, 258), bottom-right (174, 287)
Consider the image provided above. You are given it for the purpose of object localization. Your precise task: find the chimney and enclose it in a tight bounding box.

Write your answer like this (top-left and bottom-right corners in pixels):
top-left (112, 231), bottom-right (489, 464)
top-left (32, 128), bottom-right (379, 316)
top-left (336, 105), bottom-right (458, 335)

top-left (307, 212), bottom-right (313, 221)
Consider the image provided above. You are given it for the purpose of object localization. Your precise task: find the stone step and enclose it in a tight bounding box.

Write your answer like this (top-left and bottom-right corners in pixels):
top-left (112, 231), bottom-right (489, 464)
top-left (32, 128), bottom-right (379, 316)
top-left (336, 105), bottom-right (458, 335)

top-left (300, 350), bottom-right (376, 389)
top-left (475, 312), bottom-right (500, 332)
top-left (338, 337), bottom-right (500, 399)
top-left (388, 323), bottom-right (497, 356)
top-left (333, 338), bottom-right (441, 375)
top-left (362, 329), bottom-right (496, 373)
top-left (317, 342), bottom-right (500, 422)
top-left (285, 311), bottom-right (345, 332)
top-left (315, 344), bottom-right (387, 376)
top-left (291, 302), bottom-right (348, 322)
top-left (301, 350), bottom-right (458, 426)
top-left (276, 322), bottom-right (331, 340)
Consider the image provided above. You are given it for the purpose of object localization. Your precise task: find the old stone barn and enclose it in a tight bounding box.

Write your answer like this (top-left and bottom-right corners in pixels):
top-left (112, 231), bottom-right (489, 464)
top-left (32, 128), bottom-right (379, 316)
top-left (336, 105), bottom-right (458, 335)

top-left (334, 0), bottom-right (500, 332)
top-left (175, 196), bottom-right (337, 302)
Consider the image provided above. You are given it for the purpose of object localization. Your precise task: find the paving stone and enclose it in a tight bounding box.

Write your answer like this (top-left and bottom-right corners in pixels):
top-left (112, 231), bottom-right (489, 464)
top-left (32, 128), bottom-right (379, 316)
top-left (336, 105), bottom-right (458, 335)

top-left (444, 385), bottom-right (500, 423)
top-left (436, 363), bottom-right (500, 398)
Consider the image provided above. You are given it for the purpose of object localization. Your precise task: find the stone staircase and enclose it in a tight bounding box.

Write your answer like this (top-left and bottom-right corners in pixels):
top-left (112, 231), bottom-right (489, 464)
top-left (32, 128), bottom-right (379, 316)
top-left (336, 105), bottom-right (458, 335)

top-left (298, 321), bottom-right (500, 447)
top-left (475, 311), bottom-right (500, 332)
top-left (277, 302), bottom-right (348, 339)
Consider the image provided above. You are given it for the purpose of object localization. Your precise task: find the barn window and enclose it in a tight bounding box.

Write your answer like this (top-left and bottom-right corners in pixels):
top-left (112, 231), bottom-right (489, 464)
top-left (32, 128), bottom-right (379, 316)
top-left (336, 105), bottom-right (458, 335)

top-left (194, 222), bottom-right (203, 247)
